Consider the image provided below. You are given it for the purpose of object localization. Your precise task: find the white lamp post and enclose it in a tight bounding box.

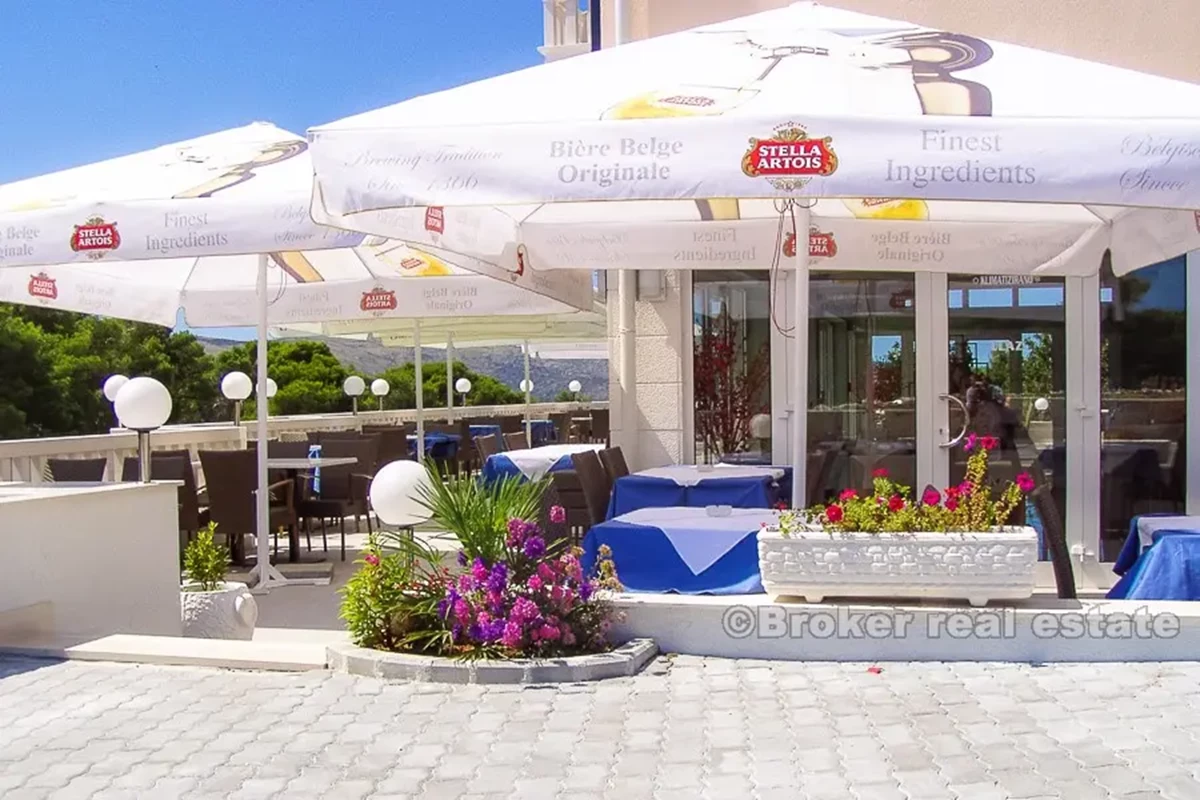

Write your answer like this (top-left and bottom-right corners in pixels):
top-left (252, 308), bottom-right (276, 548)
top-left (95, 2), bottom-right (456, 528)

top-left (519, 378), bottom-right (534, 447)
top-left (221, 371), bottom-right (253, 425)
top-left (455, 377), bottom-right (472, 408)
top-left (114, 377), bottom-right (173, 483)
top-left (568, 379), bottom-right (582, 403)
top-left (102, 374), bottom-right (129, 402)
top-left (519, 378), bottom-right (534, 394)
top-left (344, 375), bottom-right (366, 415)
top-left (369, 460), bottom-right (433, 528)
top-left (371, 378), bottom-right (390, 410)
top-left (266, 378), bottom-right (278, 399)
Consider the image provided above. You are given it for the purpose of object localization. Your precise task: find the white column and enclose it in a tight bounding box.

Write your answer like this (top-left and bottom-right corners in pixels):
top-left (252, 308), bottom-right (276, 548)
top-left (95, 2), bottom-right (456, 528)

top-left (916, 272), bottom-right (950, 491)
top-left (415, 321), bottom-right (425, 464)
top-left (790, 204), bottom-right (811, 505)
top-left (1188, 250), bottom-right (1200, 514)
top-left (251, 254), bottom-right (285, 591)
top-left (614, 0), bottom-right (637, 470)
top-left (1066, 274), bottom-right (1101, 585)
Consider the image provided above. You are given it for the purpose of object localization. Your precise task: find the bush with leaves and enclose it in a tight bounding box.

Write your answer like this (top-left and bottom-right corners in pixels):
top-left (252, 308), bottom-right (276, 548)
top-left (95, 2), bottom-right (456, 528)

top-left (182, 523), bottom-right (229, 591)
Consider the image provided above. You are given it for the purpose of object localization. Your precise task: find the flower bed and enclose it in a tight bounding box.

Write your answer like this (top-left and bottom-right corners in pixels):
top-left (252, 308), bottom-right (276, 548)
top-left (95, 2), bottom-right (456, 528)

top-left (342, 468), bottom-right (627, 669)
top-left (759, 434), bottom-right (1038, 606)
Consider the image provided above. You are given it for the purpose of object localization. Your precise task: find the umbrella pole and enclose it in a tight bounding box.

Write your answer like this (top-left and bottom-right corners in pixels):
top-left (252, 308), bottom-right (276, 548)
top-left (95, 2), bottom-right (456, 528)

top-left (415, 321), bottom-right (425, 465)
top-left (251, 253), bottom-right (286, 591)
top-left (446, 332), bottom-right (454, 420)
top-left (613, 0), bottom-right (637, 472)
top-left (524, 340), bottom-right (533, 447)
top-left (791, 204), bottom-right (811, 507)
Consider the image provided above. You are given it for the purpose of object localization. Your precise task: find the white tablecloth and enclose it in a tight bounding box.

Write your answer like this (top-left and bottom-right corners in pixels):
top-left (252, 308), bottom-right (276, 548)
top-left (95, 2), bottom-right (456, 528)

top-left (615, 506), bottom-right (777, 574)
top-left (635, 464), bottom-right (785, 487)
top-left (503, 443), bottom-right (604, 481)
top-left (1137, 516), bottom-right (1200, 549)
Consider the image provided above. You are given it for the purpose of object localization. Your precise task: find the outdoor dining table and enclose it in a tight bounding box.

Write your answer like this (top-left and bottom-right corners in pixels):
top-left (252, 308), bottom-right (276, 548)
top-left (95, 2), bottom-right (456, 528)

top-left (468, 424), bottom-right (502, 440)
top-left (607, 464), bottom-right (784, 519)
top-left (528, 419), bottom-right (557, 445)
top-left (1108, 514), bottom-right (1200, 601)
top-left (407, 432), bottom-right (459, 460)
top-left (480, 443), bottom-right (604, 483)
top-left (582, 506), bottom-right (775, 595)
top-left (265, 456), bottom-right (357, 563)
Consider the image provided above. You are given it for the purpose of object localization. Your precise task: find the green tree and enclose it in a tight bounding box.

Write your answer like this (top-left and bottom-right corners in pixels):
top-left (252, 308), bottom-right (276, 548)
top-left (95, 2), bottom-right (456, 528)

top-left (375, 361), bottom-right (522, 409)
top-left (215, 340), bottom-right (351, 417)
top-left (554, 389), bottom-right (589, 403)
top-left (0, 307), bottom-right (63, 437)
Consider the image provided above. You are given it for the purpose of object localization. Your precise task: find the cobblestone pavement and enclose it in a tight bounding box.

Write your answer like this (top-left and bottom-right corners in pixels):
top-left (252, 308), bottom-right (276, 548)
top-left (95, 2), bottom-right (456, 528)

top-left (3, 657), bottom-right (1200, 799)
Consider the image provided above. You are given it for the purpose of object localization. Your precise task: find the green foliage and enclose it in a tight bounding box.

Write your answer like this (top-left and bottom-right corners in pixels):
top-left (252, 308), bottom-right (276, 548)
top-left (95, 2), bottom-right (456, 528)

top-left (339, 533), bottom-right (450, 653)
top-left (553, 389), bottom-right (589, 402)
top-left (182, 523), bottom-right (229, 591)
top-left (216, 340), bottom-right (351, 417)
top-left (375, 361), bottom-right (522, 409)
top-left (415, 463), bottom-right (548, 564)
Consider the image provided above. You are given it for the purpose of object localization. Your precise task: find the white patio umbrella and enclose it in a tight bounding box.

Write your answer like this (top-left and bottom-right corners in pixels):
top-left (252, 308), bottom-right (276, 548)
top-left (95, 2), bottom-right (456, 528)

top-left (0, 122), bottom-right (591, 589)
top-left (307, 2), bottom-right (1200, 502)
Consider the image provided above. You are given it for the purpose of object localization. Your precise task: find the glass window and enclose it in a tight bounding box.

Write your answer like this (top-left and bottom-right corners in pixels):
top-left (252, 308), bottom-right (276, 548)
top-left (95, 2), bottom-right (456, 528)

top-left (692, 271), bottom-right (772, 465)
top-left (1099, 256), bottom-right (1187, 561)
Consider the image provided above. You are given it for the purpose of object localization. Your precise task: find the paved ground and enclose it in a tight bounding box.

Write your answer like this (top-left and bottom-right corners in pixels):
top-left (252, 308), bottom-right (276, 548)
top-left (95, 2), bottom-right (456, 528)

top-left (2, 657), bottom-right (1200, 800)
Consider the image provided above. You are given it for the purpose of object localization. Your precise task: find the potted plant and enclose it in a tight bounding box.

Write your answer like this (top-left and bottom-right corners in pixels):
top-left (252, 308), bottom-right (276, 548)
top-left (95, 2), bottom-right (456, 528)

top-left (758, 434), bottom-right (1039, 606)
top-left (180, 522), bottom-right (258, 639)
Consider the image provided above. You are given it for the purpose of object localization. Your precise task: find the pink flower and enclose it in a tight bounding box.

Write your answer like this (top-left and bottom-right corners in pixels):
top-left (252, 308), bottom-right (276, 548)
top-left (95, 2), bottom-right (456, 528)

top-left (1016, 472), bottom-right (1035, 492)
top-left (538, 624), bottom-right (561, 641)
top-left (527, 575), bottom-right (543, 591)
top-left (872, 468), bottom-right (889, 478)
top-left (921, 487), bottom-right (941, 507)
top-left (550, 585), bottom-right (564, 603)
top-left (964, 433), bottom-right (977, 452)
top-left (549, 505), bottom-right (566, 524)
top-left (980, 435), bottom-right (999, 451)
top-left (453, 599), bottom-right (470, 620)
top-left (825, 504), bottom-right (844, 523)
top-left (839, 489), bottom-right (858, 501)
top-left (945, 498), bottom-right (959, 511)
top-left (889, 495), bottom-right (906, 512)
top-left (537, 563), bottom-right (556, 582)
top-left (364, 553), bottom-right (380, 566)
top-left (562, 630), bottom-right (577, 647)
top-left (957, 482), bottom-right (973, 497)
top-left (500, 621), bottom-right (524, 649)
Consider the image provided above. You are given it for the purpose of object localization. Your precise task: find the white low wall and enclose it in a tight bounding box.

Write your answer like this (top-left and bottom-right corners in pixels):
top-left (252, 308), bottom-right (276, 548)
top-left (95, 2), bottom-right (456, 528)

top-left (0, 482), bottom-right (181, 640)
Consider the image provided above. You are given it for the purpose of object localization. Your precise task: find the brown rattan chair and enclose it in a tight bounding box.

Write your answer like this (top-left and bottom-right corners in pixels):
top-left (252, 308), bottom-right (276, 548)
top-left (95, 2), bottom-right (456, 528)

top-left (599, 447), bottom-right (630, 484)
top-left (1029, 485), bottom-right (1076, 600)
top-left (549, 412), bottom-right (575, 444)
top-left (570, 449), bottom-right (612, 526)
top-left (589, 409), bottom-right (610, 445)
top-left (47, 457), bottom-right (107, 482)
top-left (298, 437), bottom-right (379, 561)
top-left (504, 431), bottom-right (528, 451)
top-left (121, 450), bottom-right (207, 542)
top-left (474, 433), bottom-right (502, 461)
top-left (198, 449), bottom-right (297, 565)
top-left (545, 469), bottom-right (590, 546)
top-left (499, 415), bottom-right (524, 434)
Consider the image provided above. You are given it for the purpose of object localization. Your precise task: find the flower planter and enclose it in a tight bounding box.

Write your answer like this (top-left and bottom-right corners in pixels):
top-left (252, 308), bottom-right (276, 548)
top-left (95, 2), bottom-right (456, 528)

top-left (180, 581), bottom-right (258, 639)
top-left (757, 527), bottom-right (1038, 607)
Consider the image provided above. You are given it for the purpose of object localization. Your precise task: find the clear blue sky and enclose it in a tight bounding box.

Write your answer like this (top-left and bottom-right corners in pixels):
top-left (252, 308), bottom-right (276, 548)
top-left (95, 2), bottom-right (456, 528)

top-left (0, 0), bottom-right (544, 183)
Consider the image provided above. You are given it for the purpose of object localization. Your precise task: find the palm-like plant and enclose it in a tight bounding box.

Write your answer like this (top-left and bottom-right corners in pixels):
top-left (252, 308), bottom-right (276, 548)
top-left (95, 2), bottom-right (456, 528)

top-left (414, 463), bottom-right (548, 564)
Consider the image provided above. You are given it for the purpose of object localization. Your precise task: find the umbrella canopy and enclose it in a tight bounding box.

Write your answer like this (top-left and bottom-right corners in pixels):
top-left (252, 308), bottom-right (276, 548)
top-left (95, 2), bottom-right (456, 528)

top-left (0, 123), bottom-right (592, 325)
top-left (308, 2), bottom-right (1200, 277)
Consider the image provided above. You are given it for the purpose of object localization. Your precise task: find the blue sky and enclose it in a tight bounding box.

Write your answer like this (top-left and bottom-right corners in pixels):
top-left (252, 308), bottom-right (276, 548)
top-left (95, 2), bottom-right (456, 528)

top-left (0, 1), bottom-right (544, 184)
top-left (1, 1), bottom-right (545, 339)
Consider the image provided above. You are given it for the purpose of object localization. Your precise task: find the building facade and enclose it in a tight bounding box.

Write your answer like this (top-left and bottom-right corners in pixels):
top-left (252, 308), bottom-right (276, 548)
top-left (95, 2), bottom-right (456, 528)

top-left (540, 0), bottom-right (1200, 588)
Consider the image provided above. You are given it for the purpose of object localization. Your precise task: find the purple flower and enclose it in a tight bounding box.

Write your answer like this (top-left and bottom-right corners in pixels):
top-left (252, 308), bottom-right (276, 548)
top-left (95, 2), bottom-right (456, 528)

top-left (456, 551), bottom-right (467, 567)
top-left (507, 517), bottom-right (525, 539)
top-left (522, 535), bottom-right (546, 560)
top-left (436, 598), bottom-right (449, 619)
top-left (486, 562), bottom-right (508, 594)
top-left (580, 580), bottom-right (593, 601)
top-left (450, 623), bottom-right (462, 643)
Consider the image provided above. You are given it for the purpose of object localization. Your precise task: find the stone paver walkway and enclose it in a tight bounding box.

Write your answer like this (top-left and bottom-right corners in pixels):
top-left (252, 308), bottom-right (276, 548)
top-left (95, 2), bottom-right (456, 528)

top-left (2, 656), bottom-right (1200, 799)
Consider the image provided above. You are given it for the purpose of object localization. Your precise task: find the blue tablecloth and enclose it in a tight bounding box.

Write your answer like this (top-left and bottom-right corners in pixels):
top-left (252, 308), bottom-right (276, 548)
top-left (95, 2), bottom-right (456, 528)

top-left (607, 474), bottom-right (773, 518)
top-left (582, 508), bottom-right (770, 595)
top-left (1113, 514), bottom-right (1200, 575)
top-left (407, 432), bottom-right (459, 460)
top-left (480, 451), bottom-right (574, 483)
top-left (529, 419), bottom-right (557, 445)
top-left (469, 424), bottom-right (502, 440)
top-left (1108, 531), bottom-right (1200, 600)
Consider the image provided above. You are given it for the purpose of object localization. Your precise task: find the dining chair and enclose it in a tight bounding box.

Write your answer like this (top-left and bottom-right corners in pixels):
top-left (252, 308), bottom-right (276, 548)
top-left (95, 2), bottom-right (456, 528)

top-left (504, 431), bottom-right (528, 451)
top-left (599, 447), bottom-right (630, 483)
top-left (198, 449), bottom-right (298, 565)
top-left (120, 450), bottom-right (207, 545)
top-left (546, 469), bottom-right (590, 545)
top-left (46, 457), bottom-right (107, 482)
top-left (590, 409), bottom-right (610, 445)
top-left (298, 437), bottom-right (379, 561)
top-left (571, 449), bottom-right (611, 526)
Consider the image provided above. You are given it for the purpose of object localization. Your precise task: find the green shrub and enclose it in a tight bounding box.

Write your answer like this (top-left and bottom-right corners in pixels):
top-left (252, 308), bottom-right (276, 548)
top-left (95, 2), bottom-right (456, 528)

top-left (183, 522), bottom-right (228, 592)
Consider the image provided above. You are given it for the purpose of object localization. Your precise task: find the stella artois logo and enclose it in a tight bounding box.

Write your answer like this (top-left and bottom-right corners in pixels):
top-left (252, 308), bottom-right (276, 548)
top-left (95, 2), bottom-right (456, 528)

top-left (424, 206), bottom-right (445, 234)
top-left (28, 272), bottom-right (57, 300)
top-left (513, 244), bottom-right (527, 280)
top-left (360, 286), bottom-right (397, 315)
top-left (783, 228), bottom-right (838, 259)
top-left (69, 216), bottom-right (121, 258)
top-left (742, 123), bottom-right (837, 191)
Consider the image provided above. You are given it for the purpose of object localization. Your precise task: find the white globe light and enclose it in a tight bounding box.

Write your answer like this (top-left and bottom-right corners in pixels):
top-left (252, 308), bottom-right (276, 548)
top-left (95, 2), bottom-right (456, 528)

top-left (114, 377), bottom-right (173, 431)
top-left (1034, 397), bottom-right (1050, 412)
top-left (343, 376), bottom-right (366, 397)
top-left (266, 378), bottom-right (278, 399)
top-left (369, 460), bottom-right (433, 527)
top-left (519, 379), bottom-right (534, 393)
top-left (221, 371), bottom-right (252, 401)
top-left (568, 380), bottom-right (582, 393)
top-left (455, 377), bottom-right (472, 394)
top-left (750, 413), bottom-right (772, 439)
top-left (102, 374), bottom-right (129, 402)
top-left (371, 378), bottom-right (390, 397)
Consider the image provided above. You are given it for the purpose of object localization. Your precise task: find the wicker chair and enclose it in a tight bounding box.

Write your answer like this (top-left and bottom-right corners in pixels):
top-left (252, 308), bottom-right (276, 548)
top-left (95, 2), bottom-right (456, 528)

top-left (571, 449), bottom-right (612, 526)
top-left (198, 450), bottom-right (297, 565)
top-left (120, 450), bottom-right (207, 543)
top-left (1029, 485), bottom-right (1077, 599)
top-left (298, 437), bottom-right (379, 560)
top-left (47, 457), bottom-right (107, 482)
top-left (544, 470), bottom-right (590, 546)
top-left (504, 431), bottom-right (528, 451)
top-left (599, 447), bottom-right (630, 484)
top-left (589, 409), bottom-right (610, 445)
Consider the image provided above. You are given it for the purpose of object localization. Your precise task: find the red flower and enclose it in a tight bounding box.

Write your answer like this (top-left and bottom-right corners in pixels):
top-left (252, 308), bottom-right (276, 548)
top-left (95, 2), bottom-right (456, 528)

top-left (945, 498), bottom-right (959, 511)
top-left (945, 485), bottom-right (959, 499)
top-left (888, 495), bottom-right (905, 512)
top-left (921, 487), bottom-right (941, 507)
top-left (839, 489), bottom-right (858, 501)
top-left (774, 500), bottom-right (789, 510)
top-left (1016, 472), bottom-right (1035, 492)
top-left (825, 504), bottom-right (844, 523)
top-left (872, 468), bottom-right (889, 478)
top-left (980, 436), bottom-right (999, 451)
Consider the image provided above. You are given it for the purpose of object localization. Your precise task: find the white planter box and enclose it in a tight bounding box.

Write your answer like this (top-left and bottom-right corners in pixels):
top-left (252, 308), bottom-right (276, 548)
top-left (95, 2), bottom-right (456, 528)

top-left (181, 581), bottom-right (258, 640)
top-left (757, 527), bottom-right (1038, 607)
